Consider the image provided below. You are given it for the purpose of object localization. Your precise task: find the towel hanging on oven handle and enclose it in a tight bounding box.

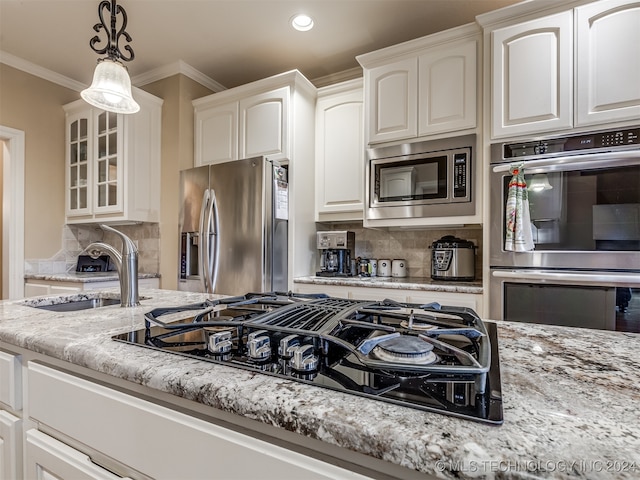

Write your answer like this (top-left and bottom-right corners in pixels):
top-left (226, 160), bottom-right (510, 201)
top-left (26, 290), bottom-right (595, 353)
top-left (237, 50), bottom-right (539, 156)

top-left (504, 163), bottom-right (535, 252)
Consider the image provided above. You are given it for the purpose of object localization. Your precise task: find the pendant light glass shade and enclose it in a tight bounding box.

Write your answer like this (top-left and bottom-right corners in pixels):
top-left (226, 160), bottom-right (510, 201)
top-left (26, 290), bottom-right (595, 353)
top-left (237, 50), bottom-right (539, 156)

top-left (81, 59), bottom-right (140, 114)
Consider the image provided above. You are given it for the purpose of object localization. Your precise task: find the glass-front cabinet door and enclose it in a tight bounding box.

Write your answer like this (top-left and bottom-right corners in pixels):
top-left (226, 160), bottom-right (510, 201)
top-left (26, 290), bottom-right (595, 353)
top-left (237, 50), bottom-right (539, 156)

top-left (67, 112), bottom-right (91, 216)
top-left (95, 111), bottom-right (122, 212)
top-left (64, 94), bottom-right (162, 224)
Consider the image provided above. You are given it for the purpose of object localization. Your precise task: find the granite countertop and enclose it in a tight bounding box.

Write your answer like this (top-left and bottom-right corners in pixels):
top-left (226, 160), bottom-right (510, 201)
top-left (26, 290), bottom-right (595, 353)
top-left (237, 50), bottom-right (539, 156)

top-left (295, 275), bottom-right (483, 294)
top-left (1, 289), bottom-right (639, 479)
top-left (24, 272), bottom-right (161, 283)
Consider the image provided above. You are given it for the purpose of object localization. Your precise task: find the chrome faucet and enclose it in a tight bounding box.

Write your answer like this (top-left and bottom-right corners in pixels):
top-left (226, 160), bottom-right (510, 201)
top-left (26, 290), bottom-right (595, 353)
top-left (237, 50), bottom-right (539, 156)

top-left (84, 224), bottom-right (139, 307)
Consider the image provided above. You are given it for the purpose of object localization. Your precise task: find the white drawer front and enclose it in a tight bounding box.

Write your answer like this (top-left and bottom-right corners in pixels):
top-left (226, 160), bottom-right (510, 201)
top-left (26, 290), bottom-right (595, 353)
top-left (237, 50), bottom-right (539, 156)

top-left (0, 351), bottom-right (22, 410)
top-left (28, 362), bottom-right (371, 480)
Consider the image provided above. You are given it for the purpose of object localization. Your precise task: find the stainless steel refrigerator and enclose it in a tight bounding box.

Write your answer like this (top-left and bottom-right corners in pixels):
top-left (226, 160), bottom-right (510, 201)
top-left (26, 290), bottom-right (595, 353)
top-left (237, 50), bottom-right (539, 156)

top-left (178, 156), bottom-right (288, 295)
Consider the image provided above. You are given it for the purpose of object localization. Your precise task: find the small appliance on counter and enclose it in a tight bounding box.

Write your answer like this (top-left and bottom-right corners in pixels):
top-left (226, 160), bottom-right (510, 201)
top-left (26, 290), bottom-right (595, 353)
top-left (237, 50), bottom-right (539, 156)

top-left (76, 255), bottom-right (110, 273)
top-left (317, 231), bottom-right (355, 277)
top-left (431, 235), bottom-right (476, 281)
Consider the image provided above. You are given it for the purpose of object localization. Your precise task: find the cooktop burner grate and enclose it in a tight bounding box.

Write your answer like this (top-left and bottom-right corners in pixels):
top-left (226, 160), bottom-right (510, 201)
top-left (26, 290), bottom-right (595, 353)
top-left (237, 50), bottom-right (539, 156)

top-left (113, 292), bottom-right (503, 425)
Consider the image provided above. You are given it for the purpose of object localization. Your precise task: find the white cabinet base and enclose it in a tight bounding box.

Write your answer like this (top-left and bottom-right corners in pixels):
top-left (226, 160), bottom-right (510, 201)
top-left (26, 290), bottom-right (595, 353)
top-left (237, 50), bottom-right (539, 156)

top-left (25, 430), bottom-right (130, 480)
top-left (0, 411), bottom-right (22, 480)
top-left (27, 362), bottom-right (371, 480)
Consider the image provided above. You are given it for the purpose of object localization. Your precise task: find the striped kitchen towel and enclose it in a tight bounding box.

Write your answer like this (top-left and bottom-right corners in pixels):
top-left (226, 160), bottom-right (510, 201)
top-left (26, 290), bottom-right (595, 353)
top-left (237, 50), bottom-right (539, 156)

top-left (505, 164), bottom-right (534, 251)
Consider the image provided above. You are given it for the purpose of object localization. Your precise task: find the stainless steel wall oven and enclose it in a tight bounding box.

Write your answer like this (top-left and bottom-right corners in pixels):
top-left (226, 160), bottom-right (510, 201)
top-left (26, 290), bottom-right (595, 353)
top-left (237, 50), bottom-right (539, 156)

top-left (489, 127), bottom-right (640, 332)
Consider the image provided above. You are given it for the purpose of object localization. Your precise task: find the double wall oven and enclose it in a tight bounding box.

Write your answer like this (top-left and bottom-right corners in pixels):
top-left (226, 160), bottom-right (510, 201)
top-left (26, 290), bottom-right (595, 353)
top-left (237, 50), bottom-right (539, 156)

top-left (489, 127), bottom-right (640, 332)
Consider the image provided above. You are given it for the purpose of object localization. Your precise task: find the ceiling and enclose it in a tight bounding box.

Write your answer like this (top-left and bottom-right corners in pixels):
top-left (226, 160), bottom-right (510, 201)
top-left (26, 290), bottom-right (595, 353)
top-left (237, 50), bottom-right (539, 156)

top-left (0, 0), bottom-right (524, 90)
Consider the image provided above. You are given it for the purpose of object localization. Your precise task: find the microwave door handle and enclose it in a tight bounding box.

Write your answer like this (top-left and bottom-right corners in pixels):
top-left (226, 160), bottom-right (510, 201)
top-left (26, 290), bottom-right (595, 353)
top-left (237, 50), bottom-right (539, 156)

top-left (492, 150), bottom-right (640, 173)
top-left (209, 188), bottom-right (220, 294)
top-left (198, 189), bottom-right (211, 292)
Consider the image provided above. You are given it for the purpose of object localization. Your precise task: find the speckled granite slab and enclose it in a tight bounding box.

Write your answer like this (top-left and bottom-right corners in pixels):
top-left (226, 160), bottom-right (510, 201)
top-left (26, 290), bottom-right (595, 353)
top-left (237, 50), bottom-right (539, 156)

top-left (1, 289), bottom-right (638, 479)
top-left (295, 275), bottom-right (483, 294)
top-left (24, 272), bottom-right (160, 283)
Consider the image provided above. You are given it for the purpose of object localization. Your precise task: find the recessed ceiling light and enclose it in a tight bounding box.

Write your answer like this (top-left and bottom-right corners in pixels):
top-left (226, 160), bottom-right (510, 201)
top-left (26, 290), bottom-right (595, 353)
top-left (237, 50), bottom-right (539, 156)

top-left (291, 14), bottom-right (314, 32)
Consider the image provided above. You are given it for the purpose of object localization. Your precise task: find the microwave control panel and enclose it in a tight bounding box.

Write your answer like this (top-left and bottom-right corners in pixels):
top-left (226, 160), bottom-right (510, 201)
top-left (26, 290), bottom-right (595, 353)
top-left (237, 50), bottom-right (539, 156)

top-left (453, 153), bottom-right (468, 198)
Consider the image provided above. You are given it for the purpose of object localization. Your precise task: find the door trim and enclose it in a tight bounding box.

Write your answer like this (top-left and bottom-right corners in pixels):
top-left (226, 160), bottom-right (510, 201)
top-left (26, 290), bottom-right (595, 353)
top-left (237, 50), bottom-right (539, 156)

top-left (0, 125), bottom-right (25, 300)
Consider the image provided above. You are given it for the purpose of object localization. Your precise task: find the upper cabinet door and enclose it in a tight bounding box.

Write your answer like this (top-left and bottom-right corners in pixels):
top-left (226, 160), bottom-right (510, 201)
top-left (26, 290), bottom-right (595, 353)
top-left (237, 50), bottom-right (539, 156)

top-left (315, 83), bottom-right (364, 220)
top-left (418, 39), bottom-right (477, 136)
top-left (194, 101), bottom-right (238, 166)
top-left (65, 108), bottom-right (92, 217)
top-left (93, 110), bottom-right (122, 214)
top-left (491, 11), bottom-right (573, 138)
top-left (576, 0), bottom-right (640, 126)
top-left (365, 58), bottom-right (418, 144)
top-left (239, 86), bottom-right (289, 160)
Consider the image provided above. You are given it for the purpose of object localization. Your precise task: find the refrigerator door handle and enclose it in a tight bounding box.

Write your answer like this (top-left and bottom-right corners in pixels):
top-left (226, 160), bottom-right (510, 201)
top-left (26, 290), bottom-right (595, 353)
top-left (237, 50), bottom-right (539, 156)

top-left (209, 188), bottom-right (221, 293)
top-left (199, 189), bottom-right (212, 293)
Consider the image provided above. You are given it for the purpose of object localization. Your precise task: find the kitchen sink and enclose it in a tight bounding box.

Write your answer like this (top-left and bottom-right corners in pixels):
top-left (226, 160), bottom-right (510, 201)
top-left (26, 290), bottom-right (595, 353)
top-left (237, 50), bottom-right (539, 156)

top-left (32, 297), bottom-right (122, 312)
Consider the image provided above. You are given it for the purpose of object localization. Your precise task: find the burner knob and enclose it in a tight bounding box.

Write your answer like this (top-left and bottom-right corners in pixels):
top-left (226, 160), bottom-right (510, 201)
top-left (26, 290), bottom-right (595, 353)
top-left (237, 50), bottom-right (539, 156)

top-left (208, 331), bottom-right (232, 354)
top-left (278, 334), bottom-right (300, 359)
top-left (247, 330), bottom-right (271, 361)
top-left (289, 345), bottom-right (318, 372)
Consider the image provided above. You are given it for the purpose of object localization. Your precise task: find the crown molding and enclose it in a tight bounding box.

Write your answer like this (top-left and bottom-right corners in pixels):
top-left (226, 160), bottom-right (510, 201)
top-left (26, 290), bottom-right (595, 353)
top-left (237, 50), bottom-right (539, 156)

top-left (311, 67), bottom-right (363, 88)
top-left (0, 50), bottom-right (86, 92)
top-left (0, 51), bottom-right (226, 94)
top-left (131, 60), bottom-right (227, 92)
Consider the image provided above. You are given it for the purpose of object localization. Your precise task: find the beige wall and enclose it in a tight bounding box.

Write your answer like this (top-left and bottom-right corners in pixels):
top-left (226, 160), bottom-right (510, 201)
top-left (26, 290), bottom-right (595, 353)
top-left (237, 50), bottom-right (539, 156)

top-left (0, 64), bottom-right (214, 289)
top-left (141, 75), bottom-right (213, 289)
top-left (0, 64), bottom-right (78, 259)
top-left (0, 140), bottom-right (3, 297)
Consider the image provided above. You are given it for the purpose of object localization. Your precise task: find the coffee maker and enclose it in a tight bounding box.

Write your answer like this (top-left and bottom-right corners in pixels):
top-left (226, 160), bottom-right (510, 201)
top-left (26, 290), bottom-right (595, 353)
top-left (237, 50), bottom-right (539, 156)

top-left (316, 231), bottom-right (355, 277)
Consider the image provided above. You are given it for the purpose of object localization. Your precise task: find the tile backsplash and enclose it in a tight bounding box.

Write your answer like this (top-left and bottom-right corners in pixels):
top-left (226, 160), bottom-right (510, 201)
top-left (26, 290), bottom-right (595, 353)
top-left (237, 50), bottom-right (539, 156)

top-left (317, 222), bottom-right (483, 280)
top-left (25, 224), bottom-right (160, 275)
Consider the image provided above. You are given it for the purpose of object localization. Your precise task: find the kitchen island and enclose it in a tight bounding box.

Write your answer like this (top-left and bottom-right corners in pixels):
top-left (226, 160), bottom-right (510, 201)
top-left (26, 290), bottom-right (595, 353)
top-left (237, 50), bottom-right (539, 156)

top-left (1, 288), bottom-right (638, 479)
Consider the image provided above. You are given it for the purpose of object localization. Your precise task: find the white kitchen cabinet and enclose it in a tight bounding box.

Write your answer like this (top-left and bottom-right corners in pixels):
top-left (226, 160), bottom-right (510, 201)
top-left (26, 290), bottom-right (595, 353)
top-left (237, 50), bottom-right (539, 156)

top-left (575, 0), bottom-right (640, 126)
top-left (239, 86), bottom-right (289, 160)
top-left (23, 278), bottom-right (160, 298)
top-left (0, 411), bottom-right (22, 480)
top-left (486, 0), bottom-right (640, 139)
top-left (25, 430), bottom-right (129, 480)
top-left (315, 79), bottom-right (365, 221)
top-left (417, 39), bottom-right (477, 136)
top-left (0, 350), bottom-right (22, 480)
top-left (194, 71), bottom-right (314, 167)
top-left (358, 24), bottom-right (478, 145)
top-left (490, 11), bottom-right (573, 138)
top-left (363, 58), bottom-right (418, 144)
top-left (193, 101), bottom-right (238, 165)
top-left (27, 362), bottom-right (371, 480)
top-left (64, 89), bottom-right (163, 224)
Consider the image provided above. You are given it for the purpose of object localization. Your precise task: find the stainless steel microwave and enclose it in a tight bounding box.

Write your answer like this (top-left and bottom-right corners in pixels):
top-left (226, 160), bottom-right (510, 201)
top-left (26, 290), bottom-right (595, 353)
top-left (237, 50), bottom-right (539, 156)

top-left (365, 134), bottom-right (475, 221)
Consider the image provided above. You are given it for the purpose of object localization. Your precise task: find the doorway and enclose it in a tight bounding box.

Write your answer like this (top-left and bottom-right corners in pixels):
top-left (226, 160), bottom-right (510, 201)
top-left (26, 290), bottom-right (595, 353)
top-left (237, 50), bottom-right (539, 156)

top-left (0, 125), bottom-right (25, 300)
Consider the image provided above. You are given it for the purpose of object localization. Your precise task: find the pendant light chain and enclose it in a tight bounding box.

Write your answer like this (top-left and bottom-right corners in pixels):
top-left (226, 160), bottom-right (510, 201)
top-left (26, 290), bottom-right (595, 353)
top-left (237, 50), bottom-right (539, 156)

top-left (89, 0), bottom-right (135, 63)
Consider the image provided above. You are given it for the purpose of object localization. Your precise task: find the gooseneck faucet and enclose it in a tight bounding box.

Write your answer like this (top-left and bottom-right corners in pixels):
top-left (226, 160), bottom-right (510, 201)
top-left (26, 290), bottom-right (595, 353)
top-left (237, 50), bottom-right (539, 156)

top-left (84, 224), bottom-right (139, 307)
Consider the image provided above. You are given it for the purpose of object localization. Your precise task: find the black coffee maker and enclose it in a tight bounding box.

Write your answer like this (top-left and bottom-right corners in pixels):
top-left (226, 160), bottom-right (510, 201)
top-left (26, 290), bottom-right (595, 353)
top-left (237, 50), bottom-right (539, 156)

top-left (316, 231), bottom-right (355, 277)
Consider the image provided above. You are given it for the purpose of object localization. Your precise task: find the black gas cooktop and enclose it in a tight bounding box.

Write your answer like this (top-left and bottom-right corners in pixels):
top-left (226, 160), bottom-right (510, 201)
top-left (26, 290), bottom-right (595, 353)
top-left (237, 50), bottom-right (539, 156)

top-left (113, 292), bottom-right (503, 425)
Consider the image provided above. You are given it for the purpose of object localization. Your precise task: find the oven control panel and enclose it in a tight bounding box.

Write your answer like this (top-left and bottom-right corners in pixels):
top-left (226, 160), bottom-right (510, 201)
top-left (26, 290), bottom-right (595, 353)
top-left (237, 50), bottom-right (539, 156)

top-left (453, 153), bottom-right (468, 198)
top-left (498, 127), bottom-right (640, 159)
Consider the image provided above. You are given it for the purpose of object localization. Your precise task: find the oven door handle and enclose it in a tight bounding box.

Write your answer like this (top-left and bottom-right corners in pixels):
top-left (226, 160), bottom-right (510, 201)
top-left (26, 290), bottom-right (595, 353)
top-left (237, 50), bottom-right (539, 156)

top-left (491, 269), bottom-right (639, 287)
top-left (491, 150), bottom-right (639, 173)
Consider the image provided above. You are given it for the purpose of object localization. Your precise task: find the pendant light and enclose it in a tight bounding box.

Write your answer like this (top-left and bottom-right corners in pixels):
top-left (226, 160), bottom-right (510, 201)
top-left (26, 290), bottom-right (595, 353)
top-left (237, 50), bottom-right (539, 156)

top-left (81, 0), bottom-right (140, 114)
